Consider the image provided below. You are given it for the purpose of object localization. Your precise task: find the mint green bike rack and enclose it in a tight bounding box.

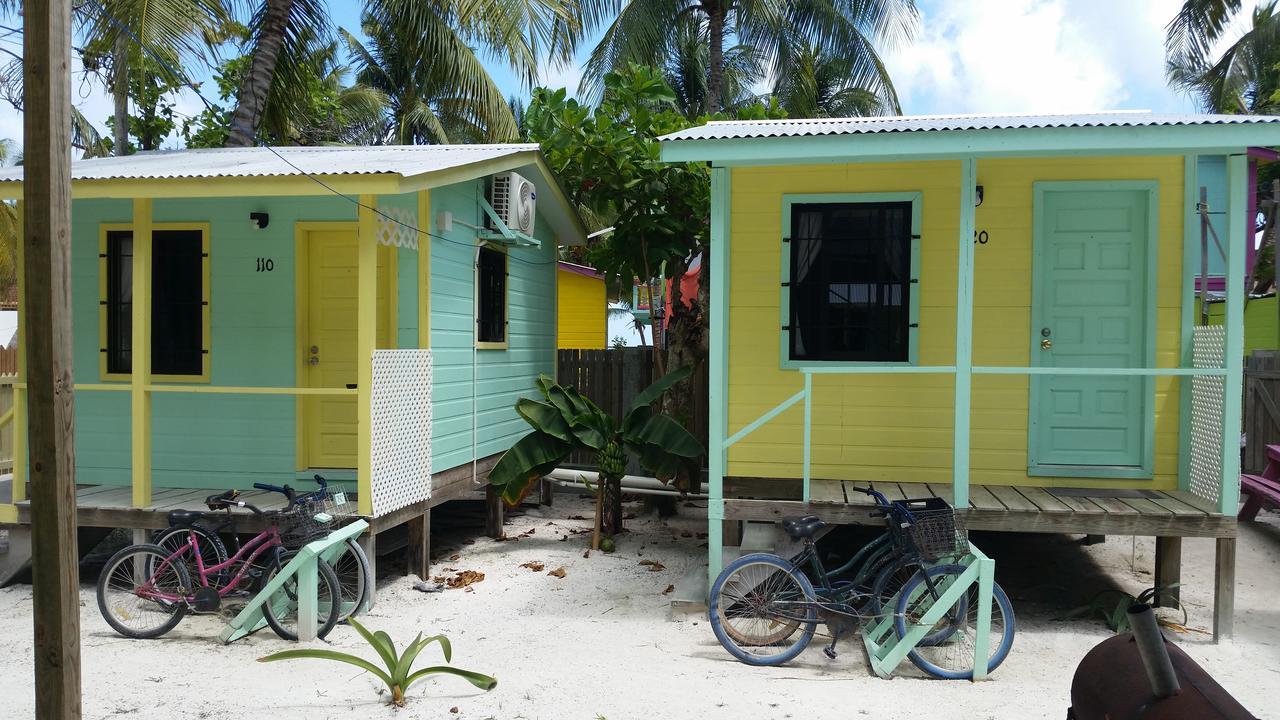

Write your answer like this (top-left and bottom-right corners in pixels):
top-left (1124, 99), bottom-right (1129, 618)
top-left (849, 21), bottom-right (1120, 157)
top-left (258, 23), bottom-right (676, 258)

top-left (861, 543), bottom-right (997, 680)
top-left (220, 519), bottom-right (369, 644)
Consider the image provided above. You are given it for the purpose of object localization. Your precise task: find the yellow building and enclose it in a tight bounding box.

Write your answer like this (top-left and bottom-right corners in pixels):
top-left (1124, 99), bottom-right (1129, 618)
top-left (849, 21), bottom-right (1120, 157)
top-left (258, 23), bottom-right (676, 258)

top-left (660, 111), bottom-right (1280, 639)
top-left (557, 262), bottom-right (607, 349)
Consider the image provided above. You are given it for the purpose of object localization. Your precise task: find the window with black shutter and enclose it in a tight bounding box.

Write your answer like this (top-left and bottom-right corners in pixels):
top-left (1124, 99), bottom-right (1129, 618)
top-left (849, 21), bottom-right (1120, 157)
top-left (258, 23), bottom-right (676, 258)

top-left (787, 201), bottom-right (913, 363)
top-left (477, 245), bottom-right (507, 345)
top-left (105, 228), bottom-right (206, 376)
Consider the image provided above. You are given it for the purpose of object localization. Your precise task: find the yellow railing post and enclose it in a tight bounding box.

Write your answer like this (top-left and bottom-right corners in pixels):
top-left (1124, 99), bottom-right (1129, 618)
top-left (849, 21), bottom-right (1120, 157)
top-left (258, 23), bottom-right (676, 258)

top-left (12, 199), bottom-right (25, 503)
top-left (418, 190), bottom-right (431, 349)
top-left (357, 196), bottom-right (378, 516)
top-left (131, 198), bottom-right (153, 507)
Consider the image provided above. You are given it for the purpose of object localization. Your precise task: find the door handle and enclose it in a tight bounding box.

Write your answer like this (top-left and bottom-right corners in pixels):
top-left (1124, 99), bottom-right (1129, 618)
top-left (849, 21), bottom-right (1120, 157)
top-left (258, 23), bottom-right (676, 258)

top-left (1041, 339), bottom-right (1053, 350)
top-left (308, 356), bottom-right (320, 365)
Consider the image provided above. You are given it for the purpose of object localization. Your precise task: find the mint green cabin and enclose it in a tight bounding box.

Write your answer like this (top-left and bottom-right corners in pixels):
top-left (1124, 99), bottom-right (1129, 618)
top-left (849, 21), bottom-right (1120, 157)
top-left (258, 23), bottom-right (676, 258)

top-left (0, 145), bottom-right (585, 579)
top-left (660, 112), bottom-right (1280, 640)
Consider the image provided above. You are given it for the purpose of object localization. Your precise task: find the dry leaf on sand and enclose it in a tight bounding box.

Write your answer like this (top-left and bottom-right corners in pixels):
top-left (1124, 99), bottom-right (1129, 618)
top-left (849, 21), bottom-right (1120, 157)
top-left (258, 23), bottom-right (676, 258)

top-left (548, 567), bottom-right (567, 578)
top-left (639, 560), bottom-right (666, 572)
top-left (520, 562), bottom-right (545, 572)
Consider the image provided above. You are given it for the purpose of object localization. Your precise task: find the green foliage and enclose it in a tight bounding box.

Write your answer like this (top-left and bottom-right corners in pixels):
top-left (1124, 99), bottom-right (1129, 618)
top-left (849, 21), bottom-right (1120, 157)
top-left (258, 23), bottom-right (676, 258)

top-left (103, 54), bottom-right (185, 152)
top-left (487, 367), bottom-right (704, 507)
top-left (1059, 585), bottom-right (1185, 633)
top-left (1168, 1), bottom-right (1280, 114)
top-left (258, 617), bottom-right (496, 707)
top-left (527, 64), bottom-right (783, 292)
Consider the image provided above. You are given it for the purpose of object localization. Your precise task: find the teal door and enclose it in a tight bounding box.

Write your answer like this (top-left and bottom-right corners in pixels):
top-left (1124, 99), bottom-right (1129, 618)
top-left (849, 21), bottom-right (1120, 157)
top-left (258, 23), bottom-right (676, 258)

top-left (1029, 185), bottom-right (1153, 475)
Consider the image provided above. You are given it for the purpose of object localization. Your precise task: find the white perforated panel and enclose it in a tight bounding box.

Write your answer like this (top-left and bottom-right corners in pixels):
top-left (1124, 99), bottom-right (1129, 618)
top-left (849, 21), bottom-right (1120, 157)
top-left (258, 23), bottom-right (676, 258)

top-left (376, 206), bottom-right (419, 250)
top-left (1189, 326), bottom-right (1226, 505)
top-left (370, 349), bottom-right (432, 516)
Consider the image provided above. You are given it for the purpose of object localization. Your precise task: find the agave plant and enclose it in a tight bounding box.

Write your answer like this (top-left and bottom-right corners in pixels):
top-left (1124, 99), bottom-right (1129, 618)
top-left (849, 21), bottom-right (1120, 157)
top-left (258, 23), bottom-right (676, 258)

top-left (488, 367), bottom-right (703, 538)
top-left (258, 617), bottom-right (496, 707)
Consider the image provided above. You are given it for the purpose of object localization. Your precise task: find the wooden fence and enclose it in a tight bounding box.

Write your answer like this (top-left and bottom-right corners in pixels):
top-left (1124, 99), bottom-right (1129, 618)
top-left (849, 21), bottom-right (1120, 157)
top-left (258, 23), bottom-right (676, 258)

top-left (1244, 350), bottom-right (1280, 474)
top-left (556, 348), bottom-right (708, 473)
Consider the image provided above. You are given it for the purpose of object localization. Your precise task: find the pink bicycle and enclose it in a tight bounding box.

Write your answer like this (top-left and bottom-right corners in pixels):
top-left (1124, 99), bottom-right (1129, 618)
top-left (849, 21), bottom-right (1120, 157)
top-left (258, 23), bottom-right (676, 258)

top-left (96, 489), bottom-right (341, 640)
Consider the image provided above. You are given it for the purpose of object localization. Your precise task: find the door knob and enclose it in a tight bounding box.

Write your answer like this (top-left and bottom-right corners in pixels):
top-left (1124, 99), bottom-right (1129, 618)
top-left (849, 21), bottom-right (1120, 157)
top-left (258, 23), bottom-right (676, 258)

top-left (308, 356), bottom-right (320, 365)
top-left (1041, 339), bottom-right (1053, 350)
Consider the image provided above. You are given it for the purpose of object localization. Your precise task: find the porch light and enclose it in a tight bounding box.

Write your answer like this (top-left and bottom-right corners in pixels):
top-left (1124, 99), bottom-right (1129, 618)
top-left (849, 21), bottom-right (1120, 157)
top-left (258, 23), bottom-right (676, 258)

top-left (250, 212), bottom-right (269, 229)
top-left (975, 185), bottom-right (984, 207)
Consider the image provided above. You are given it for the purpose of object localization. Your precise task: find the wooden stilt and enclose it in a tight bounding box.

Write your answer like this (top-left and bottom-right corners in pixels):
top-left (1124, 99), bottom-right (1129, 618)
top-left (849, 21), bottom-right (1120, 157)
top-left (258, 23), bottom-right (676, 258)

top-left (24, 0), bottom-right (82, 714)
top-left (1154, 536), bottom-right (1182, 608)
top-left (485, 484), bottom-right (504, 539)
top-left (539, 477), bottom-right (554, 506)
top-left (357, 530), bottom-right (377, 609)
top-left (406, 509), bottom-right (430, 580)
top-left (1214, 536), bottom-right (1236, 641)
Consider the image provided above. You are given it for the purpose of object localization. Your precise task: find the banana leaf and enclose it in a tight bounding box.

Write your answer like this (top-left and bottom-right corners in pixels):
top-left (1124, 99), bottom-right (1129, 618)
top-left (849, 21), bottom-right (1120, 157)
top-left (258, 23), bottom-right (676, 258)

top-left (626, 366), bottom-right (693, 417)
top-left (627, 413), bottom-right (703, 458)
top-left (515, 398), bottom-right (575, 442)
top-left (487, 431), bottom-right (573, 506)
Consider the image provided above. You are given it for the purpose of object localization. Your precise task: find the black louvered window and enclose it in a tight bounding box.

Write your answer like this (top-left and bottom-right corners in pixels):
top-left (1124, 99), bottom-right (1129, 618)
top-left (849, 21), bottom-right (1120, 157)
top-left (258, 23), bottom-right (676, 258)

top-left (477, 246), bottom-right (507, 343)
top-left (788, 202), bottom-right (912, 362)
top-left (106, 229), bottom-right (204, 375)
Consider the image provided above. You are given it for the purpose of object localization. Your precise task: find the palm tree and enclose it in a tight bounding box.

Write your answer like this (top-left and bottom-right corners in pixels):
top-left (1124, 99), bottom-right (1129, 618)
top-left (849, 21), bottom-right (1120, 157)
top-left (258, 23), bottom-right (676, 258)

top-left (82, 0), bottom-right (228, 155)
top-left (1167, 0), bottom-right (1244, 68)
top-left (0, 138), bottom-right (15, 303)
top-left (226, 0), bottom-right (579, 147)
top-left (582, 0), bottom-right (916, 113)
top-left (662, 16), bottom-right (760, 119)
top-left (769, 42), bottom-right (892, 117)
top-left (342, 14), bottom-right (519, 144)
top-left (1168, 2), bottom-right (1280, 114)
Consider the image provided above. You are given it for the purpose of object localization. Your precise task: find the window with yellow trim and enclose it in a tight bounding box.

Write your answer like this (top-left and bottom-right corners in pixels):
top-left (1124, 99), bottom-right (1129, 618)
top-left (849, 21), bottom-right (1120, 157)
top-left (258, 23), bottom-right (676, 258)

top-left (102, 227), bottom-right (209, 377)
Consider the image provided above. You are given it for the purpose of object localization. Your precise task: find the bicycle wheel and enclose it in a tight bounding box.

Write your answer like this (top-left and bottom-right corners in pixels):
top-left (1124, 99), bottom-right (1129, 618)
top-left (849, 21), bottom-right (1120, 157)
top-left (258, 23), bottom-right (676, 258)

top-left (893, 564), bottom-right (1016, 679)
top-left (97, 544), bottom-right (191, 639)
top-left (322, 538), bottom-right (371, 621)
top-left (709, 553), bottom-right (817, 666)
top-left (262, 549), bottom-right (342, 641)
top-left (152, 525), bottom-right (230, 589)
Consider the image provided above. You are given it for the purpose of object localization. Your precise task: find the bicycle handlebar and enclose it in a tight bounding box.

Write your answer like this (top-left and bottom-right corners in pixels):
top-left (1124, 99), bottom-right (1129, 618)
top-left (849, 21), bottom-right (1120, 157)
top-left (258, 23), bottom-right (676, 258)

top-left (252, 482), bottom-right (296, 504)
top-left (847, 485), bottom-right (891, 508)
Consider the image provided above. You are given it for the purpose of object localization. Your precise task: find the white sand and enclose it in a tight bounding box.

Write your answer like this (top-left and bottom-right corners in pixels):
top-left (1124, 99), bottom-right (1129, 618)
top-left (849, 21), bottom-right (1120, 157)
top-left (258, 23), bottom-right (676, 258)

top-left (1, 494), bottom-right (1279, 720)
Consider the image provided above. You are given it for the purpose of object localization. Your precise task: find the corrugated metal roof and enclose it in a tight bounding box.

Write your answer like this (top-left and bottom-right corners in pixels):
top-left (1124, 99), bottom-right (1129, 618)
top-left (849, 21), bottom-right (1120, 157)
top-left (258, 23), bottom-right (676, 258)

top-left (660, 111), bottom-right (1280, 142)
top-left (0, 144), bottom-right (540, 183)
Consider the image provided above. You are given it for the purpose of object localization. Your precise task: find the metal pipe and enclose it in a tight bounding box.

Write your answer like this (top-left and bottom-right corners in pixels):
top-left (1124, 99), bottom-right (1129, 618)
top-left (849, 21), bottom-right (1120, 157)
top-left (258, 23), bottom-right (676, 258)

top-left (547, 468), bottom-right (707, 498)
top-left (1128, 604), bottom-right (1181, 701)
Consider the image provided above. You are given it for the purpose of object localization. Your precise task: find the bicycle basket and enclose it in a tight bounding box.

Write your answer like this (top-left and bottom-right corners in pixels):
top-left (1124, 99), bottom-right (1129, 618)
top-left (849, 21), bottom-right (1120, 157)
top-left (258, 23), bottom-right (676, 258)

top-left (315, 486), bottom-right (359, 520)
top-left (275, 507), bottom-right (335, 548)
top-left (890, 497), bottom-right (968, 561)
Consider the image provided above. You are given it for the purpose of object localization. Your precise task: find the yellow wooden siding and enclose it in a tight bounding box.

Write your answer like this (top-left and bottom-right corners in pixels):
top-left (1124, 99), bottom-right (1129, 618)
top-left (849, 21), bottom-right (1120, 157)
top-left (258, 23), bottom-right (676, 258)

top-left (726, 156), bottom-right (1185, 490)
top-left (557, 268), bottom-right (607, 349)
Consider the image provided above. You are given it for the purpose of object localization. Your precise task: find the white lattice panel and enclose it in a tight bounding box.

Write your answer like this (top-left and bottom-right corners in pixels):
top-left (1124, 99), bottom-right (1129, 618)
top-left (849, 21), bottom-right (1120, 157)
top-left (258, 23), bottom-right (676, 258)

top-left (376, 206), bottom-right (419, 250)
top-left (1188, 326), bottom-right (1226, 505)
top-left (370, 349), bottom-right (432, 516)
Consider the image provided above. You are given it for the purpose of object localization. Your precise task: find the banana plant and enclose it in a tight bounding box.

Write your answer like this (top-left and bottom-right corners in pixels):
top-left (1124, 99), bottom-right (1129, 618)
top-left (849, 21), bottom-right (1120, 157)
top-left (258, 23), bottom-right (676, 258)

top-left (258, 617), bottom-right (495, 707)
top-left (488, 367), bottom-right (704, 537)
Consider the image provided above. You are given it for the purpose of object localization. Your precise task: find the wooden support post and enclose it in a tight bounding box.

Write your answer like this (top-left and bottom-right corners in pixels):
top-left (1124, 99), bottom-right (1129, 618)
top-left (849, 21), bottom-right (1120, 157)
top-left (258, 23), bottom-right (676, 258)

top-left (357, 196), bottom-right (377, 517)
top-left (1221, 154), bottom-right (1247, 515)
top-left (130, 198), bottom-right (153, 508)
top-left (24, 0), bottom-right (83, 714)
top-left (953, 158), bottom-right (977, 509)
top-left (12, 199), bottom-right (26, 504)
top-left (1153, 536), bottom-right (1182, 608)
top-left (539, 476), bottom-right (554, 506)
top-left (485, 484), bottom-right (504, 539)
top-left (418, 190), bottom-right (431, 349)
top-left (406, 508), bottom-right (430, 580)
top-left (357, 530), bottom-right (377, 610)
top-left (1214, 536), bottom-right (1236, 641)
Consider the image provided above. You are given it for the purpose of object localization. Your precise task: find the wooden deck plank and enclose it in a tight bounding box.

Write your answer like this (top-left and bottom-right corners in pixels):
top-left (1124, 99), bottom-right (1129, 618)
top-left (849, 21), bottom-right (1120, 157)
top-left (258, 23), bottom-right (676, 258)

top-left (968, 485), bottom-right (1006, 511)
top-left (896, 482), bottom-right (934, 501)
top-left (927, 484), bottom-right (955, 504)
top-left (75, 485), bottom-right (125, 500)
top-left (1120, 497), bottom-right (1174, 515)
top-left (1150, 492), bottom-right (1210, 517)
top-left (809, 480), bottom-right (846, 504)
top-left (987, 486), bottom-right (1038, 512)
top-left (1166, 491), bottom-right (1222, 516)
top-left (1016, 487), bottom-right (1073, 513)
top-left (1081, 496), bottom-right (1139, 515)
top-left (873, 483), bottom-right (907, 503)
top-left (842, 482), bottom-right (879, 506)
top-left (149, 489), bottom-right (212, 511)
top-left (1047, 490), bottom-right (1106, 515)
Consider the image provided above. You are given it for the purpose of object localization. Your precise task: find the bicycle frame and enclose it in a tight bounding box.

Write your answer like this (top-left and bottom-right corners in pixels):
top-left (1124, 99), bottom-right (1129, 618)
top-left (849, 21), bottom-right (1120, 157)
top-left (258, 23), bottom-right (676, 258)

top-left (139, 526), bottom-right (284, 604)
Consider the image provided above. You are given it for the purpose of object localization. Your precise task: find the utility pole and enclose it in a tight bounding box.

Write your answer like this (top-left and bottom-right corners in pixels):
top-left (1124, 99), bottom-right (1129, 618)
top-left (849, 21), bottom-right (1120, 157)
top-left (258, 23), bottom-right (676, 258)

top-left (24, 0), bottom-right (83, 717)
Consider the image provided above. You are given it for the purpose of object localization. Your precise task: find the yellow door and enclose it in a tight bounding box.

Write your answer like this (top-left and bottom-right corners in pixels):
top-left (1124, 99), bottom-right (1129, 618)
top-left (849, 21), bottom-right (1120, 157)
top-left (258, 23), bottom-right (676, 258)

top-left (304, 228), bottom-right (392, 469)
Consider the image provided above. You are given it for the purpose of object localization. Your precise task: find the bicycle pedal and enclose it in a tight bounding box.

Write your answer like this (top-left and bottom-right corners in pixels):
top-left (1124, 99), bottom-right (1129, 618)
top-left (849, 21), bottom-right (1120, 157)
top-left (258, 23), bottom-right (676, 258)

top-left (823, 647), bottom-right (838, 660)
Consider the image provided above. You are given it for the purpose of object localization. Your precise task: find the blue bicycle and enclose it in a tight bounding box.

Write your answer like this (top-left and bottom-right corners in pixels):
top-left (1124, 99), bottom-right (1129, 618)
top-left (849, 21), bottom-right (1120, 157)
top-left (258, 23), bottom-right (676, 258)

top-left (708, 487), bottom-right (1015, 679)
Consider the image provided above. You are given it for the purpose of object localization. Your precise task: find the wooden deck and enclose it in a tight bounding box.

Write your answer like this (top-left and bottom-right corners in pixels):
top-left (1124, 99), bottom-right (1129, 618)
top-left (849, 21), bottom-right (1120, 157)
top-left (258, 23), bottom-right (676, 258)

top-left (724, 480), bottom-right (1235, 538)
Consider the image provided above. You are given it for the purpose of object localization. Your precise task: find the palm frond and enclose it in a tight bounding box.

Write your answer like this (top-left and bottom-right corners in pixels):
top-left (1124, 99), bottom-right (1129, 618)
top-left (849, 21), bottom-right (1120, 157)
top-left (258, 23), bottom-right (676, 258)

top-left (1166, 0), bottom-right (1244, 65)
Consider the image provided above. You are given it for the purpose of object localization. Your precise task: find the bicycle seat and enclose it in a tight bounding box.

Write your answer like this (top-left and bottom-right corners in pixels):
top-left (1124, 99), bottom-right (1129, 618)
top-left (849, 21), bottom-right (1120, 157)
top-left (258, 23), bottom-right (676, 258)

top-left (166, 510), bottom-right (210, 528)
top-left (782, 516), bottom-right (826, 539)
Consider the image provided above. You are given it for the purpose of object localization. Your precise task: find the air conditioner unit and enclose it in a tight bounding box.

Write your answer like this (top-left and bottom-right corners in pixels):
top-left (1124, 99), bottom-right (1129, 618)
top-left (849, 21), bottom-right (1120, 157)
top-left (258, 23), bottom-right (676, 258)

top-left (488, 171), bottom-right (536, 236)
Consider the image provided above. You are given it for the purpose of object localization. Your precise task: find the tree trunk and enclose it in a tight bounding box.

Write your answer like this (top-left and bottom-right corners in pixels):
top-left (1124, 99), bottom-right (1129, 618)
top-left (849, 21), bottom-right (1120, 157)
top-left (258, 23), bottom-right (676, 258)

top-left (601, 474), bottom-right (624, 538)
top-left (662, 252), bottom-right (707, 493)
top-left (225, 0), bottom-right (294, 147)
top-left (706, 2), bottom-right (726, 113)
top-left (112, 33), bottom-right (129, 155)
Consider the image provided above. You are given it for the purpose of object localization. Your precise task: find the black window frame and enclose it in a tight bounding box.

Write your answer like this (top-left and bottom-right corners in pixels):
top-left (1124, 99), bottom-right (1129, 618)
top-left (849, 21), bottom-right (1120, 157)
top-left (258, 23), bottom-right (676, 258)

top-left (785, 199), bottom-right (916, 364)
top-left (476, 245), bottom-right (507, 345)
top-left (104, 227), bottom-right (207, 377)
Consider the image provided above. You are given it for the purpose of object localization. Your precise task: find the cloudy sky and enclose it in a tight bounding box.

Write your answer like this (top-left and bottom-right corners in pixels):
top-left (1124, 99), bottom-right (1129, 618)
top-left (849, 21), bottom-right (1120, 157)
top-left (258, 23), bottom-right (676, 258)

top-left (0, 0), bottom-right (1247, 152)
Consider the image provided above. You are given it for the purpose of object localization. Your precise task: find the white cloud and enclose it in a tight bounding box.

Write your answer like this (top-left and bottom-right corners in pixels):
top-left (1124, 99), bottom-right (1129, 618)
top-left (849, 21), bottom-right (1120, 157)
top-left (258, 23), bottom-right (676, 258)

top-left (884, 0), bottom-right (1197, 115)
top-left (537, 58), bottom-right (585, 96)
